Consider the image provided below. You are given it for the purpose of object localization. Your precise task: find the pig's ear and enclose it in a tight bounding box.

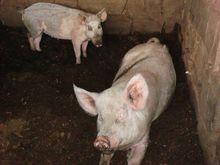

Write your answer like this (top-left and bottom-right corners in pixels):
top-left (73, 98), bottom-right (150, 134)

top-left (79, 14), bottom-right (87, 25)
top-left (97, 8), bottom-right (107, 22)
top-left (73, 84), bottom-right (98, 116)
top-left (124, 74), bottom-right (149, 110)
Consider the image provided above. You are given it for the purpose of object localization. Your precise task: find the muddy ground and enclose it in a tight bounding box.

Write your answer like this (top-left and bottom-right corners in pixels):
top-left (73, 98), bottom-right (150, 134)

top-left (0, 23), bottom-right (205, 165)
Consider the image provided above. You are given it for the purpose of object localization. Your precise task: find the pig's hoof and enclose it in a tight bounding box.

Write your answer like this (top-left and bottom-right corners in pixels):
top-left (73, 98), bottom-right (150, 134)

top-left (76, 58), bottom-right (81, 64)
top-left (83, 53), bottom-right (87, 58)
top-left (30, 46), bottom-right (36, 51)
top-left (36, 47), bottom-right (42, 52)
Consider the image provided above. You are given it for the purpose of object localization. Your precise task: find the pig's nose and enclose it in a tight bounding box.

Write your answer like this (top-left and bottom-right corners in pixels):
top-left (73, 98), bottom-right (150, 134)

top-left (95, 42), bottom-right (102, 47)
top-left (94, 136), bottom-right (110, 151)
top-left (96, 43), bottom-right (102, 47)
top-left (92, 37), bottom-right (102, 47)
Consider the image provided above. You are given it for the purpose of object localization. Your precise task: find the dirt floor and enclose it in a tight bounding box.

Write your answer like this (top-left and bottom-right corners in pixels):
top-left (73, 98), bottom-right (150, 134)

top-left (0, 23), bottom-right (205, 165)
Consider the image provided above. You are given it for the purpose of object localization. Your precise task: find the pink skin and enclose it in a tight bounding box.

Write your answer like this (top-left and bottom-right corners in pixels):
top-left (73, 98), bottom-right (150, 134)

top-left (22, 4), bottom-right (107, 65)
top-left (73, 37), bottom-right (176, 164)
top-left (82, 40), bottom-right (88, 58)
top-left (74, 74), bottom-right (150, 164)
top-left (28, 33), bottom-right (42, 52)
top-left (127, 135), bottom-right (148, 165)
top-left (34, 34), bottom-right (42, 51)
top-left (71, 32), bottom-right (82, 64)
top-left (28, 35), bottom-right (36, 51)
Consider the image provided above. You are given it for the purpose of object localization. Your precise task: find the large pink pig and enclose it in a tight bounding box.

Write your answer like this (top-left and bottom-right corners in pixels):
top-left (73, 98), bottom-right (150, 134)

top-left (74, 38), bottom-right (176, 165)
top-left (20, 2), bottom-right (107, 64)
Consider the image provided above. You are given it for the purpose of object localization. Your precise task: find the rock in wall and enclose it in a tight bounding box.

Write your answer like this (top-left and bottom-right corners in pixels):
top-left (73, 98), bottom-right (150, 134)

top-left (182, 0), bottom-right (220, 164)
top-left (0, 0), bottom-right (184, 34)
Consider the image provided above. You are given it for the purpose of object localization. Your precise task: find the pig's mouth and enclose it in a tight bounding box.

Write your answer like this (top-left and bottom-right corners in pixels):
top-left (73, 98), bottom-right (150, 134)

top-left (91, 38), bottom-right (102, 47)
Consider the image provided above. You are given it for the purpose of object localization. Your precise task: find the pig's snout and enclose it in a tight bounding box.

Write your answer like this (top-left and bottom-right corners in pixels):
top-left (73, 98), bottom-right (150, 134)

top-left (92, 36), bottom-right (103, 47)
top-left (94, 136), bottom-right (111, 151)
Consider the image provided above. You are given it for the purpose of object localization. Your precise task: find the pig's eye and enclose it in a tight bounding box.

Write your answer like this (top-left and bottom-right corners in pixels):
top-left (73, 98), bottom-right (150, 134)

top-left (87, 25), bottom-right (93, 31)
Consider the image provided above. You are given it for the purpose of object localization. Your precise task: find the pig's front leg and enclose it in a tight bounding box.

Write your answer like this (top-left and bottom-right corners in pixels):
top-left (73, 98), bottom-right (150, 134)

top-left (82, 40), bottom-right (89, 58)
top-left (99, 152), bottom-right (114, 165)
top-left (71, 34), bottom-right (82, 64)
top-left (127, 136), bottom-right (148, 165)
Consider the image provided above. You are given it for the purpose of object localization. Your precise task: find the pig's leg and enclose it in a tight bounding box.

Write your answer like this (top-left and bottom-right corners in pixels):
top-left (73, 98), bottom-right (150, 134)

top-left (127, 136), bottom-right (148, 165)
top-left (27, 33), bottom-right (36, 51)
top-left (127, 144), bottom-right (147, 165)
top-left (82, 40), bottom-right (88, 58)
top-left (71, 36), bottom-right (82, 64)
top-left (33, 34), bottom-right (42, 52)
top-left (99, 153), bottom-right (114, 165)
top-left (24, 20), bottom-right (43, 51)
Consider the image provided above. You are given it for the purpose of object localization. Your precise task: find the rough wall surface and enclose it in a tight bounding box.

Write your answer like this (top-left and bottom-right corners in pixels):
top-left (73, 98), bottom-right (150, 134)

top-left (0, 0), bottom-right (184, 34)
top-left (182, 0), bottom-right (220, 164)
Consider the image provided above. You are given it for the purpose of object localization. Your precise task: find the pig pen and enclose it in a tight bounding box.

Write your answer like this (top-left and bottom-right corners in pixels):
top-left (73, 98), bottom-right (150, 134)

top-left (1, 0), bottom-right (220, 164)
top-left (0, 23), bottom-right (204, 164)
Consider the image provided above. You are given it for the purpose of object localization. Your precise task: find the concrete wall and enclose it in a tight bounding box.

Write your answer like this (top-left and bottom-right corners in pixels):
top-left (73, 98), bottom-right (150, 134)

top-left (0, 0), bottom-right (184, 34)
top-left (182, 0), bottom-right (220, 164)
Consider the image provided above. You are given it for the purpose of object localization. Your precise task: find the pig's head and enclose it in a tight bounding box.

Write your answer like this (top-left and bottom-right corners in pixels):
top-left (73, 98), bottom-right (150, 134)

top-left (73, 74), bottom-right (150, 153)
top-left (79, 8), bottom-right (107, 47)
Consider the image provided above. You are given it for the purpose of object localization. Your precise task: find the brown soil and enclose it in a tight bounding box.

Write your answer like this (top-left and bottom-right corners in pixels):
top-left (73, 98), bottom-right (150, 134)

top-left (0, 23), bottom-right (205, 165)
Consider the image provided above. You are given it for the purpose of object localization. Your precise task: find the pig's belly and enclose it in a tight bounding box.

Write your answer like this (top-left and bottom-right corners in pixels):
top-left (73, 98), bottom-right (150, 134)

top-left (43, 21), bottom-right (72, 40)
top-left (25, 13), bottom-right (73, 40)
top-left (44, 29), bottom-right (72, 40)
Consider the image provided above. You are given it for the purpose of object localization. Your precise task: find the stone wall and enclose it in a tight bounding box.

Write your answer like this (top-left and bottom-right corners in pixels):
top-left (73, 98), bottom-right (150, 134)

top-left (182, 0), bottom-right (220, 164)
top-left (0, 0), bottom-right (184, 34)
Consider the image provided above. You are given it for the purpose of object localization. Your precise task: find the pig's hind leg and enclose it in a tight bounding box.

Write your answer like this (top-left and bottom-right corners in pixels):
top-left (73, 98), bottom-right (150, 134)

top-left (24, 20), bottom-right (43, 52)
top-left (27, 33), bottom-right (36, 51)
top-left (32, 21), bottom-right (49, 52)
top-left (33, 34), bottom-right (43, 52)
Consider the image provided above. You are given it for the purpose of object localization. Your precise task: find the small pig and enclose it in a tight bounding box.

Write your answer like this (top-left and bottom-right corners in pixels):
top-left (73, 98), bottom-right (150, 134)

top-left (20, 2), bottom-right (107, 64)
top-left (73, 38), bottom-right (176, 165)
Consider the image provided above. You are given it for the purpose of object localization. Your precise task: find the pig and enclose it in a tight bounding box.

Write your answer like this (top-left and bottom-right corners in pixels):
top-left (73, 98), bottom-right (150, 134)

top-left (73, 37), bottom-right (176, 165)
top-left (20, 2), bottom-right (107, 64)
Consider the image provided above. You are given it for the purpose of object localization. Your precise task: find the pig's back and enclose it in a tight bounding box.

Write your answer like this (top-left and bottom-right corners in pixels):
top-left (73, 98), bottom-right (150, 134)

top-left (141, 46), bottom-right (176, 120)
top-left (114, 41), bottom-right (176, 120)
top-left (25, 3), bottom-right (80, 15)
top-left (23, 3), bottom-right (82, 39)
